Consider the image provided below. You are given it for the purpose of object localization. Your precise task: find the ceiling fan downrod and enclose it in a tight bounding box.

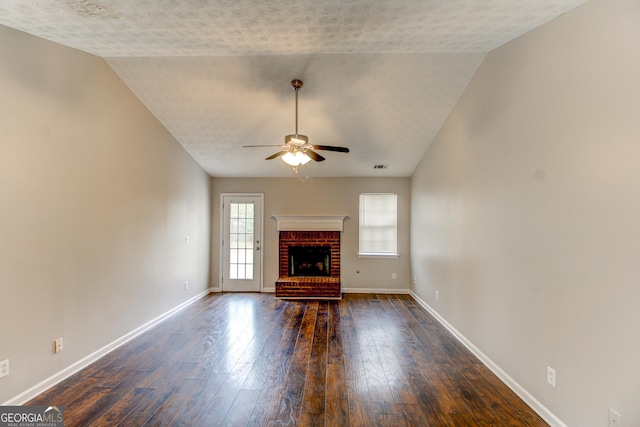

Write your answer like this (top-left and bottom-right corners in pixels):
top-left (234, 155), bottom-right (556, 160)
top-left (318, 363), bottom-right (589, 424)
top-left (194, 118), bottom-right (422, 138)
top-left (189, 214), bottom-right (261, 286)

top-left (291, 79), bottom-right (303, 136)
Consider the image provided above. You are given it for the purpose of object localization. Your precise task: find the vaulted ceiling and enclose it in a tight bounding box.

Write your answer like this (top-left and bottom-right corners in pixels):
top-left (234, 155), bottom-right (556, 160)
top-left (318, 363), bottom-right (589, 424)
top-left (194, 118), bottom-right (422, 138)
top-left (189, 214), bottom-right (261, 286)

top-left (0, 0), bottom-right (588, 177)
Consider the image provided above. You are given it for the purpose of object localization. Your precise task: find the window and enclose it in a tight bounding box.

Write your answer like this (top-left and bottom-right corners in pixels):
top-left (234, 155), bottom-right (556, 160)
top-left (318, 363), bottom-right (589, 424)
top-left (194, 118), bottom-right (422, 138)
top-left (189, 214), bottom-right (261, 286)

top-left (359, 193), bottom-right (398, 257)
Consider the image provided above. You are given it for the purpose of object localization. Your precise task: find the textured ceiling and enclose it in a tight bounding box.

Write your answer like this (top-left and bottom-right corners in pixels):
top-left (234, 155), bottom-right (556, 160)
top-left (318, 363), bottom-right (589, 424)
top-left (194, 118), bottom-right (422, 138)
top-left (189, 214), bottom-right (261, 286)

top-left (0, 0), bottom-right (588, 177)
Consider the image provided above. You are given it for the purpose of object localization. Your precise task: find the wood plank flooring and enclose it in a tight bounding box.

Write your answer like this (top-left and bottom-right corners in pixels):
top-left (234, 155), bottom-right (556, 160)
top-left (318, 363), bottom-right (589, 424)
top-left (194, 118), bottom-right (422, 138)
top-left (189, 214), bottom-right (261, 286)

top-left (27, 293), bottom-right (548, 426)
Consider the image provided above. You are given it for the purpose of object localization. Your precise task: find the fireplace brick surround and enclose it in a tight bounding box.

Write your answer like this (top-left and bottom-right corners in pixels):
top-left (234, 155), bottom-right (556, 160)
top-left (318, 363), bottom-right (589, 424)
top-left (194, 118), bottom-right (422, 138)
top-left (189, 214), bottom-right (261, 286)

top-left (278, 231), bottom-right (341, 277)
top-left (276, 230), bottom-right (341, 298)
top-left (273, 216), bottom-right (346, 299)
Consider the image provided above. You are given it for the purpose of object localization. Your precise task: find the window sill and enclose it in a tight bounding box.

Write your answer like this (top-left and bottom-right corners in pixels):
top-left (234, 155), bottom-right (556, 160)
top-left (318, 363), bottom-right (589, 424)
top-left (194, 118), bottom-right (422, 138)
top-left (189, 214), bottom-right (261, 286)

top-left (358, 253), bottom-right (399, 259)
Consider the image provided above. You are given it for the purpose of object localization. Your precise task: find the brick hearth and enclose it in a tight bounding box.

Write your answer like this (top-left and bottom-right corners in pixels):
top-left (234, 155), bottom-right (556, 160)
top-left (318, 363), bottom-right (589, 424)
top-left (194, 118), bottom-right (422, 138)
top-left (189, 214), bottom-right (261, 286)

top-left (275, 277), bottom-right (341, 299)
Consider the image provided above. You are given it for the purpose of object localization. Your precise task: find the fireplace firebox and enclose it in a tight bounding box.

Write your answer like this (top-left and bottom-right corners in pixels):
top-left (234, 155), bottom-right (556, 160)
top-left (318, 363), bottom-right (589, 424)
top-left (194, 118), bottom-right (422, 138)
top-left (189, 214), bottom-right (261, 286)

top-left (288, 246), bottom-right (331, 277)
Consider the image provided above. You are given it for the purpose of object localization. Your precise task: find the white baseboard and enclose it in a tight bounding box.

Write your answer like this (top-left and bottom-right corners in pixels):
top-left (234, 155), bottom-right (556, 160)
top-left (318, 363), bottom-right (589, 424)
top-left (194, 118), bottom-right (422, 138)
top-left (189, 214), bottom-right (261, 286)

top-left (208, 287), bottom-right (274, 293)
top-left (4, 290), bottom-right (210, 406)
top-left (409, 291), bottom-right (567, 427)
top-left (343, 287), bottom-right (411, 294)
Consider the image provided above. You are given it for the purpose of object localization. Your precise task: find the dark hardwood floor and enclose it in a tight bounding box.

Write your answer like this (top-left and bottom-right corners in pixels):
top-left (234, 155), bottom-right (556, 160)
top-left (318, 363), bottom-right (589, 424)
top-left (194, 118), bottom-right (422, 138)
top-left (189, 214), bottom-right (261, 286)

top-left (28, 293), bottom-right (547, 426)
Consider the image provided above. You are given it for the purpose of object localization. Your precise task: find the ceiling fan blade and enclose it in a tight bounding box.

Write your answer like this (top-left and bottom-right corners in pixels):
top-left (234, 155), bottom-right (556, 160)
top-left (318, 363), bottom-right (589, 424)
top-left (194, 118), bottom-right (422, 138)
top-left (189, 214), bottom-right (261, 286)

top-left (243, 144), bottom-right (285, 148)
top-left (312, 145), bottom-right (350, 153)
top-left (306, 149), bottom-right (325, 162)
top-left (265, 150), bottom-right (288, 160)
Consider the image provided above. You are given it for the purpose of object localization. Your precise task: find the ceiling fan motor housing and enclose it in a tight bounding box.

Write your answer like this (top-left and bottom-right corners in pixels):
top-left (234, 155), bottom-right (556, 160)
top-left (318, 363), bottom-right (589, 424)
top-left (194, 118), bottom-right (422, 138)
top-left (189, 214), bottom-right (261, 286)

top-left (285, 134), bottom-right (308, 147)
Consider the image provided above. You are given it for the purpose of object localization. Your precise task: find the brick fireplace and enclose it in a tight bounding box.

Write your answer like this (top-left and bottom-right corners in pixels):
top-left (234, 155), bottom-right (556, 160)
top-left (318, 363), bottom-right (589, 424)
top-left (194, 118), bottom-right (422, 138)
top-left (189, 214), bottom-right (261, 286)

top-left (273, 216), bottom-right (346, 299)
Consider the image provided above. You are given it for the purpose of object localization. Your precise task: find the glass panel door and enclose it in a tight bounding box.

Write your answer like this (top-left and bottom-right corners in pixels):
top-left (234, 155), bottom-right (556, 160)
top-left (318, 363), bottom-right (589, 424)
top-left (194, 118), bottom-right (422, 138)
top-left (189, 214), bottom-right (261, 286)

top-left (222, 195), bottom-right (262, 292)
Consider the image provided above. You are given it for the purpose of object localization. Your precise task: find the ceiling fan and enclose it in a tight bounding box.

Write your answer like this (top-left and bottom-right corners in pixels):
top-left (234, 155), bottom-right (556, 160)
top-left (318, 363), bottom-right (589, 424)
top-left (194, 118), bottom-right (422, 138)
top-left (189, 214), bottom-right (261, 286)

top-left (244, 79), bottom-right (349, 172)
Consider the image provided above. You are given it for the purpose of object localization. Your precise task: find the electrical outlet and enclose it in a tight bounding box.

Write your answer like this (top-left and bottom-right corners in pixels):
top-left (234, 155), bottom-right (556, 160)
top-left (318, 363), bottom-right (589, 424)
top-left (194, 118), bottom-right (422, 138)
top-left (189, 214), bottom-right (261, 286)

top-left (55, 338), bottom-right (63, 353)
top-left (547, 366), bottom-right (556, 387)
top-left (608, 408), bottom-right (622, 427)
top-left (392, 273), bottom-right (397, 280)
top-left (436, 290), bottom-right (439, 300)
top-left (184, 281), bottom-right (189, 290)
top-left (0, 359), bottom-right (9, 378)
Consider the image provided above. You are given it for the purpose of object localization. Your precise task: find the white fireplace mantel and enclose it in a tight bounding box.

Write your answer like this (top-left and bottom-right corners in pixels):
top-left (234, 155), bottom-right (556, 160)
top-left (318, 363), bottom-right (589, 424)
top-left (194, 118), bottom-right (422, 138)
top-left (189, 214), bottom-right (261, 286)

top-left (272, 215), bottom-right (348, 232)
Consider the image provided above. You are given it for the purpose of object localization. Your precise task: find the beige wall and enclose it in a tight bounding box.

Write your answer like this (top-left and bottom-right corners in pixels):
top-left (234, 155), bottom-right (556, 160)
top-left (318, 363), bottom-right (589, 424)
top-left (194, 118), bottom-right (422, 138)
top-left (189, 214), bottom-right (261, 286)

top-left (211, 177), bottom-right (411, 292)
top-left (410, 0), bottom-right (640, 425)
top-left (0, 26), bottom-right (211, 403)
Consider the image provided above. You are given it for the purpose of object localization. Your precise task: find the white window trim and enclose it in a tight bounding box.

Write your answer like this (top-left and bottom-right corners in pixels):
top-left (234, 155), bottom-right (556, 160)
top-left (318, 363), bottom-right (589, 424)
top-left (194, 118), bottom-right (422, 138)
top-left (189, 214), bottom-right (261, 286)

top-left (358, 252), bottom-right (400, 258)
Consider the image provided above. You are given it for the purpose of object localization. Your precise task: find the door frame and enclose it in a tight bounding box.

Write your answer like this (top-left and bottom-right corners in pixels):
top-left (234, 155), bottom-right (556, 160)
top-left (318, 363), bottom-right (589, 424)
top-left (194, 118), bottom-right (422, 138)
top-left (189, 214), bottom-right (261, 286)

top-left (219, 193), bottom-right (264, 292)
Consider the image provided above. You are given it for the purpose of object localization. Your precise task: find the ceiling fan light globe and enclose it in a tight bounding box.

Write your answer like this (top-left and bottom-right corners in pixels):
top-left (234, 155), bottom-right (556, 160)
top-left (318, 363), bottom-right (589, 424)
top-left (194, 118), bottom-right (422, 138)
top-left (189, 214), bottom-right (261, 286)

top-left (297, 152), bottom-right (312, 165)
top-left (282, 151), bottom-right (311, 166)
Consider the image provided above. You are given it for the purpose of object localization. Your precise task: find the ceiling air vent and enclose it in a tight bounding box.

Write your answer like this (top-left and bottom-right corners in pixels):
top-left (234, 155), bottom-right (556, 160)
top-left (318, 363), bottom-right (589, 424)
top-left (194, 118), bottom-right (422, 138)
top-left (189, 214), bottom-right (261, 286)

top-left (373, 164), bottom-right (388, 169)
